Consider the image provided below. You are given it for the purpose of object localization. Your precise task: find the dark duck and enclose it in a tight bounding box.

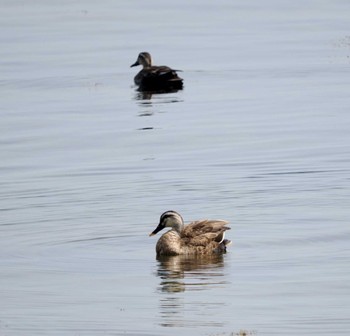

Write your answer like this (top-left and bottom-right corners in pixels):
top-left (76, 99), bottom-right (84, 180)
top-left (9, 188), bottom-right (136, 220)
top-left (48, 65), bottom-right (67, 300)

top-left (130, 52), bottom-right (183, 92)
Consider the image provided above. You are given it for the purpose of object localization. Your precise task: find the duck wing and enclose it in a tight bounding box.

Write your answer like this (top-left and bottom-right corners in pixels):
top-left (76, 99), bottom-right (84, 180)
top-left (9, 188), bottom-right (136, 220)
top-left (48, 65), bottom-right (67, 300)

top-left (146, 66), bottom-right (183, 83)
top-left (182, 219), bottom-right (230, 245)
top-left (136, 66), bottom-right (183, 90)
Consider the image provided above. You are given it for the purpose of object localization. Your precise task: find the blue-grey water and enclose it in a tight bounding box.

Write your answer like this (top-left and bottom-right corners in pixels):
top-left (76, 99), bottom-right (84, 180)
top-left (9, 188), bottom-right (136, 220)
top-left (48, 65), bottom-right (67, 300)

top-left (1, 1), bottom-right (350, 335)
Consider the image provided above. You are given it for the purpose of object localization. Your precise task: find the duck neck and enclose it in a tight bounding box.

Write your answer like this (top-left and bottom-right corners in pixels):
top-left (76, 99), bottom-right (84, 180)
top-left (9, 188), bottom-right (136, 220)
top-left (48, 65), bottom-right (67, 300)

top-left (172, 221), bottom-right (184, 234)
top-left (141, 58), bottom-right (152, 69)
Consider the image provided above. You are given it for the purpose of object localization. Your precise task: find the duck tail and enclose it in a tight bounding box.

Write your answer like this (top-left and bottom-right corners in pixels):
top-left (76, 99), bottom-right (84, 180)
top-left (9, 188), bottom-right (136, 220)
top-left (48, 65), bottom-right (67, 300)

top-left (215, 239), bottom-right (232, 253)
top-left (223, 239), bottom-right (232, 246)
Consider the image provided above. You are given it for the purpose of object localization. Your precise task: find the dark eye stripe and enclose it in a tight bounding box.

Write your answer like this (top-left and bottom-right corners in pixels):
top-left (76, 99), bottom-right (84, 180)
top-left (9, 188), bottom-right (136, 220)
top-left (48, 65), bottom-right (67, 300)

top-left (140, 53), bottom-right (148, 60)
top-left (160, 214), bottom-right (173, 222)
top-left (160, 211), bottom-right (178, 222)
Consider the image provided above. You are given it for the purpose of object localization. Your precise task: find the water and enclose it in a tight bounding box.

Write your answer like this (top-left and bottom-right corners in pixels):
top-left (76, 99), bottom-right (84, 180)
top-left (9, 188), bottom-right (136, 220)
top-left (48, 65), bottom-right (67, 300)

top-left (1, 0), bottom-right (350, 335)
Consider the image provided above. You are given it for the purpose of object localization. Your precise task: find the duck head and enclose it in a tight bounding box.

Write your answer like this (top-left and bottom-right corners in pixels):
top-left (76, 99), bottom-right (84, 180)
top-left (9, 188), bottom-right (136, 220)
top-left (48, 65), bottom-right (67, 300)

top-left (131, 52), bottom-right (152, 68)
top-left (149, 210), bottom-right (184, 236)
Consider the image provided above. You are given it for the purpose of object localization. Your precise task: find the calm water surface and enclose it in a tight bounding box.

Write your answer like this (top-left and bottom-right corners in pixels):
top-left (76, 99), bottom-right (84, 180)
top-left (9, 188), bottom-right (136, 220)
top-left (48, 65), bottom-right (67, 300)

top-left (1, 1), bottom-right (350, 335)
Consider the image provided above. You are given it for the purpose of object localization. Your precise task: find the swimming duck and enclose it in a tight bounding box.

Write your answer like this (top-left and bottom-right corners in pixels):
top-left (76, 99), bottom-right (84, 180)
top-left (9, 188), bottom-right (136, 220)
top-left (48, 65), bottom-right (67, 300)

top-left (130, 52), bottom-right (183, 91)
top-left (149, 210), bottom-right (231, 256)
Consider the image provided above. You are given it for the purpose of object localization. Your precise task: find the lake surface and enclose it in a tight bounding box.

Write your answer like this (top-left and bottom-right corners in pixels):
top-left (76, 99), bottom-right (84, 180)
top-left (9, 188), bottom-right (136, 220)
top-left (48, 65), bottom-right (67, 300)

top-left (1, 1), bottom-right (350, 335)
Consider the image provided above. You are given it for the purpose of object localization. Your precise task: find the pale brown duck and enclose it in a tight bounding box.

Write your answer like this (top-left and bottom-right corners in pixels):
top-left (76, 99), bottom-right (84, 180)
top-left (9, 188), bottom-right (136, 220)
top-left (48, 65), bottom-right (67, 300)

top-left (149, 210), bottom-right (231, 256)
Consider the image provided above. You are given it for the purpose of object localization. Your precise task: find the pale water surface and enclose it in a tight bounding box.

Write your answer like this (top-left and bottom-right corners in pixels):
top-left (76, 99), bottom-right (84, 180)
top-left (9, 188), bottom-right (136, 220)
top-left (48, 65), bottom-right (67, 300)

top-left (1, 1), bottom-right (350, 335)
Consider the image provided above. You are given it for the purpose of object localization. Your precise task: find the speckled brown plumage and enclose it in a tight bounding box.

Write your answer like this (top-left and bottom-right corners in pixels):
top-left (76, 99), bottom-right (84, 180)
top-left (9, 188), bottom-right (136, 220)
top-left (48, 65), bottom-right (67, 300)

top-left (150, 211), bottom-right (231, 256)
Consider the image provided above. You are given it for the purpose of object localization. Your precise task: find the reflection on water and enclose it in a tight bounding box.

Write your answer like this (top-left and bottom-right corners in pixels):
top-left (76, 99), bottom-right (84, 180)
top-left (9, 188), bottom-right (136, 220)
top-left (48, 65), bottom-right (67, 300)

top-left (155, 254), bottom-right (229, 328)
top-left (134, 89), bottom-right (184, 118)
top-left (135, 87), bottom-right (183, 101)
top-left (156, 254), bottom-right (226, 293)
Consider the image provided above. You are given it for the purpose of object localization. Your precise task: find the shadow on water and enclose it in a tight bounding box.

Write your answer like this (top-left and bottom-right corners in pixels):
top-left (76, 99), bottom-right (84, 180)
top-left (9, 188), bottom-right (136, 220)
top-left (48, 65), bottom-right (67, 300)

top-left (155, 254), bottom-right (229, 328)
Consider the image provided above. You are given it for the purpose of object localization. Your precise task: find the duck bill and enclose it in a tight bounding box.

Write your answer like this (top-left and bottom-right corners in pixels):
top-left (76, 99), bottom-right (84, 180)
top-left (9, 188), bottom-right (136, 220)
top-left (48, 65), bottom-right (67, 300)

top-left (149, 224), bottom-right (163, 236)
top-left (130, 61), bottom-right (139, 67)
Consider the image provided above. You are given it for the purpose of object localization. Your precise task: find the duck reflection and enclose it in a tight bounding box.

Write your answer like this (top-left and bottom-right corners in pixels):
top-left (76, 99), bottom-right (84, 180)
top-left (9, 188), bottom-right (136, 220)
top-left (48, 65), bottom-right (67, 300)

top-left (155, 254), bottom-right (228, 328)
top-left (156, 254), bottom-right (226, 293)
top-left (134, 90), bottom-right (182, 105)
top-left (135, 87), bottom-right (182, 101)
top-left (134, 89), bottom-right (184, 119)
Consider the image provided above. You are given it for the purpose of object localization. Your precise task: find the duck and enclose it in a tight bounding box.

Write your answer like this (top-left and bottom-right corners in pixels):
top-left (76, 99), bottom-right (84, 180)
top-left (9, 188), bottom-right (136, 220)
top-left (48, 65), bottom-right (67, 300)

top-left (149, 210), bottom-right (231, 256)
top-left (130, 52), bottom-right (183, 91)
